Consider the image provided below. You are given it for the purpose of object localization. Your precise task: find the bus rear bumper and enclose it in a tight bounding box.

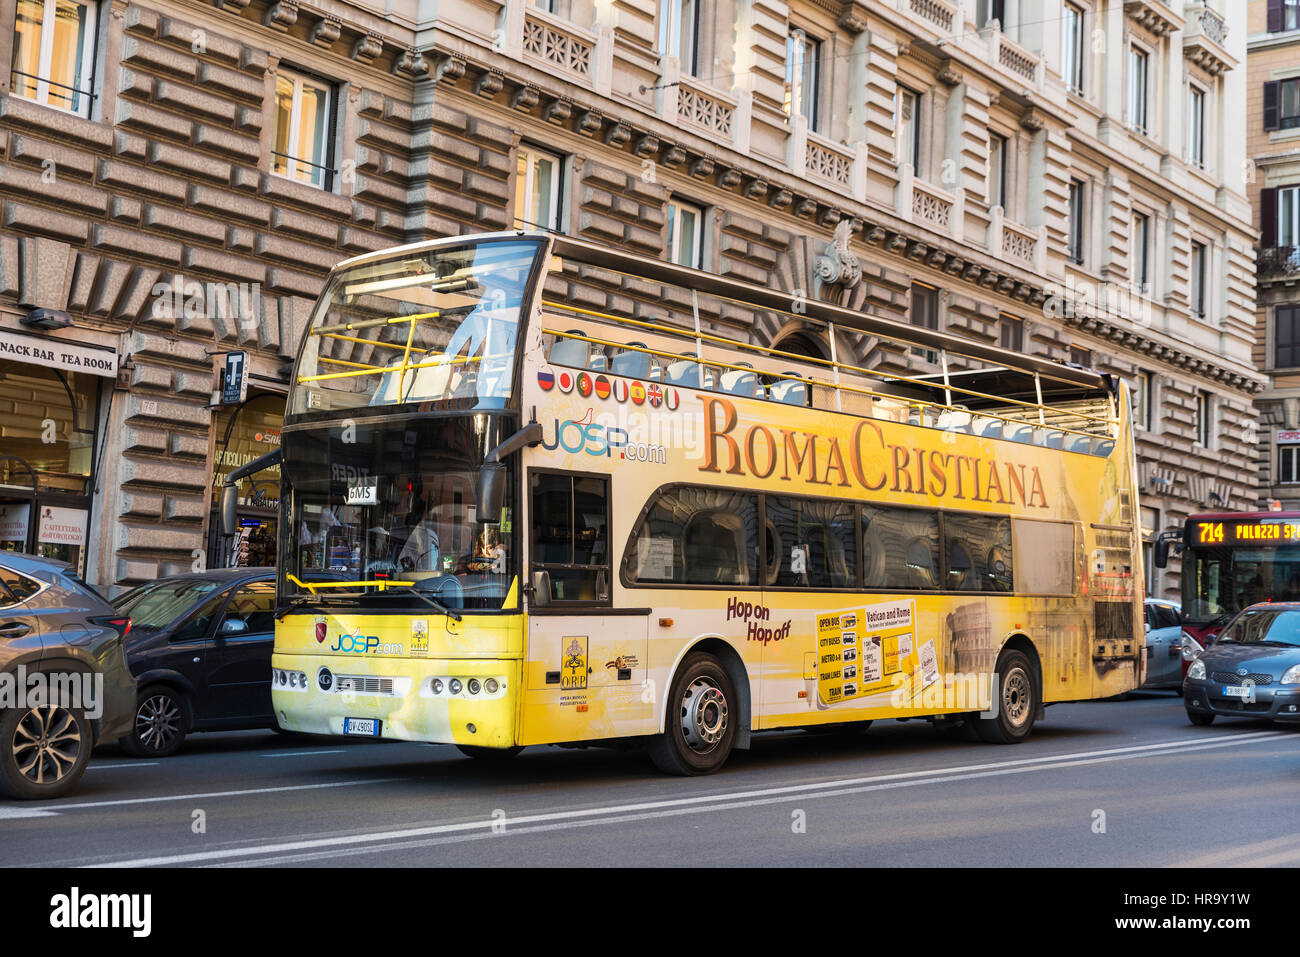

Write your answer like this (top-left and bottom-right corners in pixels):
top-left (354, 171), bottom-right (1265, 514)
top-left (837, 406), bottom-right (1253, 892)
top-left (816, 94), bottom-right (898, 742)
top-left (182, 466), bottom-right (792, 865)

top-left (270, 653), bottom-right (520, 748)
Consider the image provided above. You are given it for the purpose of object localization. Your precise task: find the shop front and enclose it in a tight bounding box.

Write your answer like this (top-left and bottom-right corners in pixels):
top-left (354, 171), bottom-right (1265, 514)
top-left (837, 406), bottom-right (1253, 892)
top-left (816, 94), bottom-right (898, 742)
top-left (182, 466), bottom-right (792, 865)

top-left (209, 391), bottom-right (285, 568)
top-left (0, 328), bottom-right (115, 577)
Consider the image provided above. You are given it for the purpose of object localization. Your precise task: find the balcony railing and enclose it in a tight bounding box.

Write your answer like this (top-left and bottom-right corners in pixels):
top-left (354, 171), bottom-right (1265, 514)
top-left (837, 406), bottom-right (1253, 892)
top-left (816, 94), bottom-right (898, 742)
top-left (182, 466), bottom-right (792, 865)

top-left (521, 10), bottom-right (595, 80)
top-left (1260, 246), bottom-right (1300, 280)
top-left (907, 0), bottom-right (956, 31)
top-left (1182, 2), bottom-right (1235, 75)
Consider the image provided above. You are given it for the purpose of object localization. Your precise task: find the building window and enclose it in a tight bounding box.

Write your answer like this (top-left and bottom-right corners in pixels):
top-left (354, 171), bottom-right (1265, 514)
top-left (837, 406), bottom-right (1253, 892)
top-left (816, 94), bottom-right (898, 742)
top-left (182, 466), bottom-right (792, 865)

top-left (514, 145), bottom-right (563, 231)
top-left (1281, 187), bottom-right (1300, 248)
top-left (1188, 85), bottom-right (1206, 168)
top-left (896, 87), bottom-right (921, 171)
top-left (667, 198), bottom-right (704, 268)
top-left (978, 0), bottom-right (1006, 28)
top-left (1070, 345), bottom-right (1091, 368)
top-left (999, 314), bottom-right (1023, 352)
top-left (1132, 212), bottom-right (1150, 290)
top-left (1281, 445), bottom-right (1300, 484)
top-left (1277, 304), bottom-right (1300, 368)
top-left (527, 0), bottom-right (558, 12)
top-left (1128, 46), bottom-right (1149, 135)
top-left (1132, 370), bottom-right (1154, 431)
top-left (10, 0), bottom-right (97, 117)
top-left (989, 133), bottom-right (1008, 210)
top-left (784, 29), bottom-right (821, 133)
top-left (1267, 0), bottom-right (1300, 33)
top-left (1190, 241), bottom-right (1207, 318)
top-left (272, 68), bottom-right (334, 190)
top-left (910, 281), bottom-right (940, 362)
top-left (1263, 78), bottom-right (1300, 131)
top-left (1067, 180), bottom-right (1085, 264)
top-left (1062, 3), bottom-right (1085, 94)
top-left (1194, 390), bottom-right (1212, 448)
top-left (659, 0), bottom-right (699, 77)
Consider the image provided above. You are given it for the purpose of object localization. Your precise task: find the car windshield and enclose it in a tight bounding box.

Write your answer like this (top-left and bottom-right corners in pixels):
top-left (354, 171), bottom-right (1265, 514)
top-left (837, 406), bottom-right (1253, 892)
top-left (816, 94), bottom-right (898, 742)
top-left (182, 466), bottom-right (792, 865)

top-left (113, 580), bottom-right (225, 631)
top-left (1216, 608), bottom-right (1300, 647)
top-left (292, 238), bottom-right (545, 415)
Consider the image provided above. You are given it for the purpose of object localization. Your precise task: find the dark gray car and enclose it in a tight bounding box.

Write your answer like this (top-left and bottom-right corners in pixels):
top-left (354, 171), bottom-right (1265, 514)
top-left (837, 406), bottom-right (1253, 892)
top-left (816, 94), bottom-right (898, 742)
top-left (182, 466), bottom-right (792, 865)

top-left (0, 554), bottom-right (136, 799)
top-left (1184, 602), bottom-right (1300, 726)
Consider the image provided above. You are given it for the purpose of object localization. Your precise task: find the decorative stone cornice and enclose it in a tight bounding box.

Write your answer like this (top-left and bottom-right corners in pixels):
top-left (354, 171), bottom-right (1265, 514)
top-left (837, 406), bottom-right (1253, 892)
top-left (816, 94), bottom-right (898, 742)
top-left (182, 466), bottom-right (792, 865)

top-left (310, 16), bottom-right (341, 48)
top-left (511, 86), bottom-right (540, 112)
top-left (936, 61), bottom-right (963, 87)
top-left (1123, 0), bottom-right (1182, 38)
top-left (264, 0), bottom-right (297, 30)
top-left (475, 71), bottom-right (504, 97)
top-left (351, 33), bottom-right (382, 64)
top-left (837, 1), bottom-right (870, 34)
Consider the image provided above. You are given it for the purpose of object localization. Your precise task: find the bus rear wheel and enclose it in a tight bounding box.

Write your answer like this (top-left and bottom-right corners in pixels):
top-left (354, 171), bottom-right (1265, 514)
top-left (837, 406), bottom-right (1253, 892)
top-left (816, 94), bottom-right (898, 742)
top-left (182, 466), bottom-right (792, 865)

top-left (973, 649), bottom-right (1038, 744)
top-left (648, 653), bottom-right (737, 775)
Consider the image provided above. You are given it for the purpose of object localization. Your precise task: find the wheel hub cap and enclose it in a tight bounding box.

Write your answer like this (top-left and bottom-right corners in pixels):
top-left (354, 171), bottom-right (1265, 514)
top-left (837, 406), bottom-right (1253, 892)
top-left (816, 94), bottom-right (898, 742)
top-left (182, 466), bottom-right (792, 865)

top-left (680, 678), bottom-right (728, 753)
top-left (1003, 669), bottom-right (1030, 725)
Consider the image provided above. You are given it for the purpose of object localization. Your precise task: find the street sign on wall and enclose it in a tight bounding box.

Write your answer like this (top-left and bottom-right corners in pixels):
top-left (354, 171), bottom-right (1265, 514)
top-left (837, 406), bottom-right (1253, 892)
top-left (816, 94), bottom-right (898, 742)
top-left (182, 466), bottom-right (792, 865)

top-left (221, 351), bottom-right (248, 405)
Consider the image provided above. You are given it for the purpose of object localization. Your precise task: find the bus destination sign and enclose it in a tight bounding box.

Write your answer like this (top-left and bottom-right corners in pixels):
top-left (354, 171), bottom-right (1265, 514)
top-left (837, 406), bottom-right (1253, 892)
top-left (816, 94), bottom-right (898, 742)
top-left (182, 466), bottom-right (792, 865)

top-left (1195, 520), bottom-right (1300, 545)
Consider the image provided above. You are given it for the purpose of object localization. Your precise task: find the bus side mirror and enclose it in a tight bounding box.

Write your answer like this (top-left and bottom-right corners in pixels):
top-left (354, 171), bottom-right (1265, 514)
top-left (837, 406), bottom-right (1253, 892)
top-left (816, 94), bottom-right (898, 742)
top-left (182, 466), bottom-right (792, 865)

top-left (478, 463), bottom-right (506, 525)
top-left (220, 485), bottom-right (239, 537)
top-left (1153, 540), bottom-right (1169, 569)
top-left (531, 569), bottom-right (551, 607)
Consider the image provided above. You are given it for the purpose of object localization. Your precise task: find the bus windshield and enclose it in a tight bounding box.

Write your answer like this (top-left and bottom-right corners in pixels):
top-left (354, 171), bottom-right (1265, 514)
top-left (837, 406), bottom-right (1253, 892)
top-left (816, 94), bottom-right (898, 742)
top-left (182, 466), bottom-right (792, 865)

top-left (282, 416), bottom-right (516, 610)
top-left (292, 238), bottom-right (545, 414)
top-left (1185, 546), bottom-right (1300, 624)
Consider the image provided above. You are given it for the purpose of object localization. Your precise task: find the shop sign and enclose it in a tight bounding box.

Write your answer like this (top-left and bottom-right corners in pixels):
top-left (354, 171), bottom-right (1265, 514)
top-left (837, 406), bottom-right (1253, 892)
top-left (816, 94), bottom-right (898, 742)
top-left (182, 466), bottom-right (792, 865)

top-left (0, 503), bottom-right (30, 542)
top-left (37, 506), bottom-right (88, 547)
top-left (0, 329), bottom-right (117, 378)
top-left (1278, 430), bottom-right (1300, 445)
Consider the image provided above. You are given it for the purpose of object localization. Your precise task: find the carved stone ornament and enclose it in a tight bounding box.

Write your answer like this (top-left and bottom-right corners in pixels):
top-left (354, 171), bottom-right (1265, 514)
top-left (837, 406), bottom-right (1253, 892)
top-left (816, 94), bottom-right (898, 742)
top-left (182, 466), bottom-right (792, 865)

top-left (604, 122), bottom-right (632, 148)
top-left (718, 167), bottom-right (742, 189)
top-left (577, 110), bottom-right (603, 136)
top-left (310, 17), bottom-right (341, 48)
top-left (633, 134), bottom-right (659, 158)
top-left (743, 179), bottom-right (768, 200)
top-left (475, 71), bottom-right (504, 98)
top-left (813, 218), bottom-right (863, 295)
top-left (936, 61), bottom-right (964, 87)
top-left (838, 1), bottom-right (869, 33)
top-left (264, 0), bottom-right (298, 30)
top-left (352, 34), bottom-right (383, 64)
top-left (1020, 108), bottom-right (1045, 132)
top-left (544, 98), bottom-right (572, 124)
top-left (661, 142), bottom-right (686, 167)
top-left (512, 86), bottom-right (540, 112)
top-left (770, 188), bottom-right (794, 209)
top-left (690, 156), bottom-right (715, 178)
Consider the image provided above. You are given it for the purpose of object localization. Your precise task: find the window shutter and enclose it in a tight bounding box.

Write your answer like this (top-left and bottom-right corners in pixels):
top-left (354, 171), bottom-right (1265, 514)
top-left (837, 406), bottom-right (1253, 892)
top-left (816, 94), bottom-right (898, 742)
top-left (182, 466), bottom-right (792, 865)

top-left (1265, 81), bottom-right (1281, 131)
top-left (1261, 187), bottom-right (1279, 247)
top-left (1268, 0), bottom-right (1285, 33)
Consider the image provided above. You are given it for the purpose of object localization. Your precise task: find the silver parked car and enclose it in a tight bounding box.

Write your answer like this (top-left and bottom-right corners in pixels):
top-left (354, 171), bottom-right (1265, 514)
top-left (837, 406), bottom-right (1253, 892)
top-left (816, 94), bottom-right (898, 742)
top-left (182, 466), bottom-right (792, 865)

top-left (1141, 598), bottom-right (1184, 689)
top-left (0, 554), bottom-right (136, 799)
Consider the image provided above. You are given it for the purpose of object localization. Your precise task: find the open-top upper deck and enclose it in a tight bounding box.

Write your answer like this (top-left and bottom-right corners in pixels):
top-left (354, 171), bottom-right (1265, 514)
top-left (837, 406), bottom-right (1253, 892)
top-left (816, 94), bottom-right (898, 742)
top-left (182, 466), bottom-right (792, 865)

top-left (291, 231), bottom-right (1120, 454)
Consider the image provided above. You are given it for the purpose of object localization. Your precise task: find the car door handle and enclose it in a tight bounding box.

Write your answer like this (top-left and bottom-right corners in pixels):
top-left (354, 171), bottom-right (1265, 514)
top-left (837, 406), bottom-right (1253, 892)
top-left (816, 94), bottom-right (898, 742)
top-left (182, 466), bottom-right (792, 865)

top-left (0, 623), bottom-right (31, 638)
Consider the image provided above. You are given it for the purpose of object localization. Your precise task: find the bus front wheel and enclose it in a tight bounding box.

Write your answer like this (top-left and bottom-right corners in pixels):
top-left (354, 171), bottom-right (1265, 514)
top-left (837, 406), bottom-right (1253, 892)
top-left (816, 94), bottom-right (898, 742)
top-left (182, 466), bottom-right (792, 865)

top-left (648, 653), bottom-right (737, 775)
top-left (973, 649), bottom-right (1039, 744)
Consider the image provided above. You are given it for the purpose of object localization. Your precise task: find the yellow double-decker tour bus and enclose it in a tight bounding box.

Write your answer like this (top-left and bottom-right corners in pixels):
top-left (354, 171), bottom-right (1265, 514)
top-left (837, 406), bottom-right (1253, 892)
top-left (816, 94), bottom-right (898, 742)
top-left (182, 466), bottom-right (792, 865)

top-left (264, 230), bottom-right (1143, 774)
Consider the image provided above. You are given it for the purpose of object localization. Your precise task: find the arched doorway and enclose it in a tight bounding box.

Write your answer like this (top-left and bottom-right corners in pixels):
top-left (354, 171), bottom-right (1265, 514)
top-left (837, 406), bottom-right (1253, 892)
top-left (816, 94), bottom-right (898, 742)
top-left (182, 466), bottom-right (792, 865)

top-left (208, 391), bottom-right (285, 568)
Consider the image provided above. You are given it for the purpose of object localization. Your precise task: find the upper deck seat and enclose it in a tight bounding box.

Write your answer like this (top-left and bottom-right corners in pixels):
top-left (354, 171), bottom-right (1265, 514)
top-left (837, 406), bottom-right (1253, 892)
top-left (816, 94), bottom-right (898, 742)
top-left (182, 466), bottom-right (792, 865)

top-left (770, 374), bottom-right (808, 406)
top-left (667, 359), bottom-right (704, 388)
top-left (720, 368), bottom-right (758, 397)
top-left (549, 334), bottom-right (588, 368)
top-left (610, 342), bottom-right (651, 380)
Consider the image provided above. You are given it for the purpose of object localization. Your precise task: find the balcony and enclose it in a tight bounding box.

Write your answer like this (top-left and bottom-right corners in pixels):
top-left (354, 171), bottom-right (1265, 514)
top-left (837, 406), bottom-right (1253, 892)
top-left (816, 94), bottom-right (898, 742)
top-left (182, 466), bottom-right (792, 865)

top-left (1260, 246), bottom-right (1300, 281)
top-left (1183, 3), bottom-right (1236, 76)
top-left (1123, 0), bottom-right (1183, 38)
top-left (903, 0), bottom-right (957, 33)
top-left (984, 28), bottom-right (1044, 89)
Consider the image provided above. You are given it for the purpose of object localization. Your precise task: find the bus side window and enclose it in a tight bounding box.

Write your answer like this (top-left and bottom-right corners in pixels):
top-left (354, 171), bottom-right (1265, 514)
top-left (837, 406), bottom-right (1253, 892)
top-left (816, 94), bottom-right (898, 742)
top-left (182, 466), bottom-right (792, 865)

top-left (624, 487), bottom-right (759, 586)
top-left (765, 497), bottom-right (856, 588)
top-left (530, 472), bottom-right (610, 603)
top-left (862, 506), bottom-right (940, 590)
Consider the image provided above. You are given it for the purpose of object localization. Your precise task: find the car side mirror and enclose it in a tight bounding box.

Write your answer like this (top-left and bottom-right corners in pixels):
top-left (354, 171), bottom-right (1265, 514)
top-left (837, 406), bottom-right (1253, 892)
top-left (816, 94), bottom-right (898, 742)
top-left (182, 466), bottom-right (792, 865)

top-left (530, 569), bottom-right (551, 608)
top-left (219, 617), bottom-right (249, 636)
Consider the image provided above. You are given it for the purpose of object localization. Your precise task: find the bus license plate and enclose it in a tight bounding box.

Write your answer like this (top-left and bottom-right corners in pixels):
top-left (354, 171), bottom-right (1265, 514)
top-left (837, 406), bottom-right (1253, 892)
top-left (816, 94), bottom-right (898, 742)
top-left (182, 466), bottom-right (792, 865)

top-left (1221, 686), bottom-right (1253, 699)
top-left (344, 717), bottom-right (381, 736)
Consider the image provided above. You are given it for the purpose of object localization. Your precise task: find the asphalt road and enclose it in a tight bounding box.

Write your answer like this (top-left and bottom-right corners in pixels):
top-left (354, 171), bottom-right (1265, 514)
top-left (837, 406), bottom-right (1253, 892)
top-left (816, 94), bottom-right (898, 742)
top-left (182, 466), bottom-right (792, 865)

top-left (4, 691), bottom-right (1298, 867)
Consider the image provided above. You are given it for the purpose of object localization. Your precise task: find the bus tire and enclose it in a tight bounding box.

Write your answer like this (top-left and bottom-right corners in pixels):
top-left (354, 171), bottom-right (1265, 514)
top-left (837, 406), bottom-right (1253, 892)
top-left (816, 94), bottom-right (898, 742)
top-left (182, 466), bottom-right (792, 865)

top-left (648, 653), bottom-right (737, 776)
top-left (456, 744), bottom-right (524, 760)
top-left (973, 649), bottom-right (1038, 744)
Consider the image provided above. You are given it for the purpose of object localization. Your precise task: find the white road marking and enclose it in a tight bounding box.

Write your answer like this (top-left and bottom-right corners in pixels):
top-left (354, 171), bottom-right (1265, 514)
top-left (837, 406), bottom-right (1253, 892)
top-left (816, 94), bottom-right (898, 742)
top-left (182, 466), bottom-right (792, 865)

top-left (261, 750), bottom-right (347, 758)
top-left (40, 777), bottom-right (404, 814)
top-left (0, 807), bottom-right (59, 819)
top-left (87, 763), bottom-right (159, 771)
top-left (85, 730), bottom-right (1287, 868)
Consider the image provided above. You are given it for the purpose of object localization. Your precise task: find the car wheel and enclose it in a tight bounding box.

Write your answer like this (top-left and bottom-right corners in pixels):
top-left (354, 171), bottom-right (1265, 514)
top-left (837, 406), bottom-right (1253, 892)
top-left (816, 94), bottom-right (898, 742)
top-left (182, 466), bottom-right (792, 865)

top-left (648, 653), bottom-right (737, 775)
top-left (0, 704), bottom-right (92, 800)
top-left (121, 686), bottom-right (189, 758)
top-left (973, 649), bottom-right (1039, 744)
top-left (1187, 711), bottom-right (1214, 726)
top-left (455, 745), bottom-right (524, 760)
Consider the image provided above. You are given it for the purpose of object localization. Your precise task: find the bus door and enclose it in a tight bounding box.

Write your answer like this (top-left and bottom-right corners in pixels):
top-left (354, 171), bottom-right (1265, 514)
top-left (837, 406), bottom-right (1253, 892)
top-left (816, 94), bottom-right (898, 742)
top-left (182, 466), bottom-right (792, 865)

top-left (521, 471), bottom-right (649, 743)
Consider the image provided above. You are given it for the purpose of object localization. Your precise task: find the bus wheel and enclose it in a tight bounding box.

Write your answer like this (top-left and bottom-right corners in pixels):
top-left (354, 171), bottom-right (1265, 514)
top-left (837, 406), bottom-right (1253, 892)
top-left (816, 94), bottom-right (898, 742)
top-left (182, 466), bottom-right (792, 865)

top-left (456, 745), bottom-right (524, 760)
top-left (648, 653), bottom-right (737, 775)
top-left (973, 650), bottom-right (1038, 744)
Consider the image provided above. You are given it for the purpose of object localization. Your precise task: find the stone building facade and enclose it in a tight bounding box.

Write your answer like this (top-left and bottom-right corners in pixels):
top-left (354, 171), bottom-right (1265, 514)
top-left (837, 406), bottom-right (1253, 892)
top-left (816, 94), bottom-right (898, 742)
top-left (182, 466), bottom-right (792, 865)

top-left (0, 0), bottom-right (1259, 596)
top-left (1248, 0), bottom-right (1300, 506)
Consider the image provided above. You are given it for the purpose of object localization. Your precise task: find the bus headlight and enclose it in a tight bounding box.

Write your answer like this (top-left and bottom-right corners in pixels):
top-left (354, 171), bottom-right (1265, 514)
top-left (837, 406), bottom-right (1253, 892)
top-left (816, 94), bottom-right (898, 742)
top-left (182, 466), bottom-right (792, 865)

top-left (1188, 659), bottom-right (1207, 680)
top-left (449, 678), bottom-right (462, 695)
top-left (468, 679), bottom-right (481, 695)
top-left (484, 678), bottom-right (499, 694)
top-left (431, 678), bottom-right (443, 695)
top-left (1282, 665), bottom-right (1300, 685)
